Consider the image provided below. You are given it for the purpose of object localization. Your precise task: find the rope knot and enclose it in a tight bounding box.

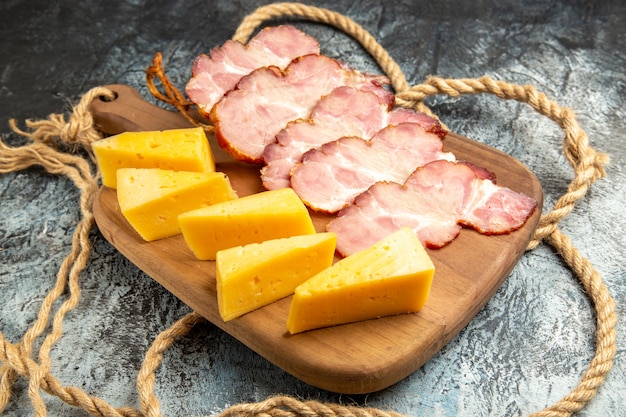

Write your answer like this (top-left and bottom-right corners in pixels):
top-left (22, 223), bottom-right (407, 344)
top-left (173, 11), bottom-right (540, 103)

top-left (58, 114), bottom-right (92, 145)
top-left (8, 87), bottom-right (115, 155)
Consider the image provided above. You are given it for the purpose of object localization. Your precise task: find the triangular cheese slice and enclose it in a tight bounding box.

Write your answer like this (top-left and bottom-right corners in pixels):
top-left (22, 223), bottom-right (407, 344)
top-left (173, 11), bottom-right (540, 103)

top-left (179, 188), bottom-right (315, 260)
top-left (117, 168), bottom-right (237, 241)
top-left (216, 232), bottom-right (336, 321)
top-left (287, 227), bottom-right (435, 334)
top-left (93, 127), bottom-right (215, 188)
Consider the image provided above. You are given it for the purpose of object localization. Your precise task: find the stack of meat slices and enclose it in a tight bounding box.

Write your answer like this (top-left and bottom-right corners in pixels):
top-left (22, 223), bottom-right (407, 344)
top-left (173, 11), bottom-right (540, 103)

top-left (261, 86), bottom-right (447, 191)
top-left (327, 160), bottom-right (538, 256)
top-left (289, 122), bottom-right (456, 213)
top-left (186, 25), bottom-right (537, 255)
top-left (186, 25), bottom-right (321, 118)
top-left (209, 54), bottom-right (393, 163)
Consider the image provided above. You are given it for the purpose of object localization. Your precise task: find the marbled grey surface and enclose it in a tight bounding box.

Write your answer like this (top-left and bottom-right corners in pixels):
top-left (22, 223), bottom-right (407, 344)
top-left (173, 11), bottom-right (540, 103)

top-left (1, 0), bottom-right (624, 416)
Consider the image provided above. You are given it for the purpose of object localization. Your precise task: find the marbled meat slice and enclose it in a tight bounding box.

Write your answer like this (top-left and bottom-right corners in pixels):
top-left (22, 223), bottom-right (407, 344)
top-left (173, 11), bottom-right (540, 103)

top-left (290, 123), bottom-right (456, 213)
top-left (210, 54), bottom-right (393, 163)
top-left (261, 87), bottom-right (446, 190)
top-left (327, 160), bottom-right (537, 256)
top-left (186, 25), bottom-right (320, 117)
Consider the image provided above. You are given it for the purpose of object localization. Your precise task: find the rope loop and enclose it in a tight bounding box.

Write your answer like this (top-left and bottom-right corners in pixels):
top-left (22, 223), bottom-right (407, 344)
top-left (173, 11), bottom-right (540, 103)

top-left (146, 52), bottom-right (213, 133)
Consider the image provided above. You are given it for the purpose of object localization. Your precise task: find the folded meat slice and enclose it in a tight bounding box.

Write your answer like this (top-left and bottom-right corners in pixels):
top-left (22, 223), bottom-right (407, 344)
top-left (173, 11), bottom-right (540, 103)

top-left (186, 25), bottom-right (320, 116)
top-left (261, 87), bottom-right (446, 190)
top-left (290, 123), bottom-right (456, 213)
top-left (327, 160), bottom-right (537, 256)
top-left (210, 54), bottom-right (393, 163)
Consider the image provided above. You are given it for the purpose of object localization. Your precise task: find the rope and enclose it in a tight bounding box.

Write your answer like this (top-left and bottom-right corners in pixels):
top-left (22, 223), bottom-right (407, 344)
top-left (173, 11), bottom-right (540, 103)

top-left (0, 2), bottom-right (616, 417)
top-left (0, 87), bottom-right (143, 417)
top-left (145, 52), bottom-right (213, 133)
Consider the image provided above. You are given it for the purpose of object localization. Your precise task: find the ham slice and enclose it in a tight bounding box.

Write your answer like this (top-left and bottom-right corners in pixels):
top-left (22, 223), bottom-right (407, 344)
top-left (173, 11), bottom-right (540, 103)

top-left (185, 25), bottom-right (320, 117)
top-left (327, 160), bottom-right (537, 256)
top-left (290, 123), bottom-right (456, 213)
top-left (210, 54), bottom-right (393, 163)
top-left (261, 87), bottom-right (446, 190)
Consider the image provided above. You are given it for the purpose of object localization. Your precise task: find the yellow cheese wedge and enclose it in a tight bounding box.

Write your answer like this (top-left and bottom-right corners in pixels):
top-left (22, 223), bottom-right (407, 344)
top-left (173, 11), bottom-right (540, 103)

top-left (178, 188), bottom-right (316, 260)
top-left (286, 227), bottom-right (435, 334)
top-left (116, 168), bottom-right (237, 241)
top-left (93, 127), bottom-right (215, 188)
top-left (216, 232), bottom-right (337, 321)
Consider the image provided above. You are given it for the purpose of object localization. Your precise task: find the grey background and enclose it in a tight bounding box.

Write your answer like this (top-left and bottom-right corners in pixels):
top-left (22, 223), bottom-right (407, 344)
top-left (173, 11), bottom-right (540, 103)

top-left (1, 0), bottom-right (624, 416)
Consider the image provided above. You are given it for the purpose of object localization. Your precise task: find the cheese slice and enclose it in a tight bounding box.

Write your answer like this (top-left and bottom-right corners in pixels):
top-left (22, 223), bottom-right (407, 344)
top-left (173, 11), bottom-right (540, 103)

top-left (116, 168), bottom-right (237, 241)
top-left (179, 188), bottom-right (316, 260)
top-left (216, 232), bottom-right (336, 321)
top-left (93, 127), bottom-right (215, 188)
top-left (287, 227), bottom-right (435, 334)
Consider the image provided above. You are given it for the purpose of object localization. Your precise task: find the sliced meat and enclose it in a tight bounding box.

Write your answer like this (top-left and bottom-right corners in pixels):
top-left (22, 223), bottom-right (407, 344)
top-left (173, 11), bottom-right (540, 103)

top-left (185, 25), bottom-right (320, 116)
top-left (327, 160), bottom-right (537, 256)
top-left (261, 87), bottom-right (446, 190)
top-left (387, 107), bottom-right (448, 138)
top-left (290, 123), bottom-right (456, 213)
top-left (210, 54), bottom-right (393, 164)
top-left (262, 87), bottom-right (390, 190)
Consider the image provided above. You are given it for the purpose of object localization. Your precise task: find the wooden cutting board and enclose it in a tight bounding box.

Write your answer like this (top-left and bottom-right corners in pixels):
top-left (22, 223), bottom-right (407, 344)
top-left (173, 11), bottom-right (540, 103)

top-left (89, 84), bottom-right (543, 394)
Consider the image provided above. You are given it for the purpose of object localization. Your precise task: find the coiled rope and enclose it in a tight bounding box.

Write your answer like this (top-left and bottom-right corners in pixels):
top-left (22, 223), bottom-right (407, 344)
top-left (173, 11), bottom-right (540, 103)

top-left (0, 3), bottom-right (616, 417)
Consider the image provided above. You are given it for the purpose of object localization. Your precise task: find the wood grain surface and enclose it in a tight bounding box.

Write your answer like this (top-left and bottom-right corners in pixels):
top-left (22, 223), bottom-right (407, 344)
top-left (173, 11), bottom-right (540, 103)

top-left (90, 84), bottom-right (543, 394)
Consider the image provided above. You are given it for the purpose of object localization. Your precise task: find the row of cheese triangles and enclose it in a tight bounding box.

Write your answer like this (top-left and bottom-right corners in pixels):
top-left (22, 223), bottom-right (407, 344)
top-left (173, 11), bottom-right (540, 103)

top-left (215, 226), bottom-right (435, 334)
top-left (93, 128), bottom-right (435, 333)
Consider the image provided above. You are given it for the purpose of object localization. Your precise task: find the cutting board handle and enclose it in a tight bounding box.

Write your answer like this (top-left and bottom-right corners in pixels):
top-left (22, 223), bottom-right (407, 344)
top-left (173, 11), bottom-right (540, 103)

top-left (89, 84), bottom-right (197, 135)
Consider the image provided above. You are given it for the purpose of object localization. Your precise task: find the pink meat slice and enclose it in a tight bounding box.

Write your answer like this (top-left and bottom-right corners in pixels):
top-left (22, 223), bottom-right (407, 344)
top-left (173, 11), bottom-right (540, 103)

top-left (290, 123), bottom-right (456, 213)
top-left (261, 87), bottom-right (446, 190)
top-left (210, 54), bottom-right (393, 163)
top-left (327, 160), bottom-right (537, 256)
top-left (185, 25), bottom-right (320, 116)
